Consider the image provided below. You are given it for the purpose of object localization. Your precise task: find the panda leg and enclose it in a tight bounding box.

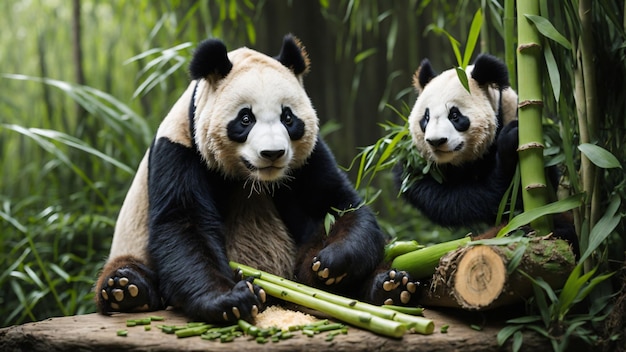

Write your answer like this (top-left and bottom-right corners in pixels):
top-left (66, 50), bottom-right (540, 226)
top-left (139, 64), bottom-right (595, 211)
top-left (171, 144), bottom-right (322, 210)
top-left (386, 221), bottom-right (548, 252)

top-left (95, 255), bottom-right (163, 314)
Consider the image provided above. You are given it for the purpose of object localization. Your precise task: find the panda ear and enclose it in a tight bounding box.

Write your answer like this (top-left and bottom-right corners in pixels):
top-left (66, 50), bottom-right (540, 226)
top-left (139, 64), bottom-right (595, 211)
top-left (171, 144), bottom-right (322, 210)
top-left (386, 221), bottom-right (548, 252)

top-left (189, 39), bottom-right (233, 81)
top-left (274, 34), bottom-right (310, 75)
top-left (470, 54), bottom-right (510, 88)
top-left (412, 58), bottom-right (437, 93)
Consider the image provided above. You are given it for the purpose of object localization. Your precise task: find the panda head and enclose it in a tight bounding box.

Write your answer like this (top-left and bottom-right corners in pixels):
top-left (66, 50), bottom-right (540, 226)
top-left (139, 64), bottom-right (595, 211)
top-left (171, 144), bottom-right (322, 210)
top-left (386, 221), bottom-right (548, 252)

top-left (407, 54), bottom-right (518, 166)
top-left (189, 35), bottom-right (319, 187)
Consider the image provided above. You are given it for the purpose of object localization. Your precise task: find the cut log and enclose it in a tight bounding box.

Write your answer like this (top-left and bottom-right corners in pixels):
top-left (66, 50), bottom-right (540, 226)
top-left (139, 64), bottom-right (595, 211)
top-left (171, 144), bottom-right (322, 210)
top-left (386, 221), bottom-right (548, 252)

top-left (419, 237), bottom-right (576, 310)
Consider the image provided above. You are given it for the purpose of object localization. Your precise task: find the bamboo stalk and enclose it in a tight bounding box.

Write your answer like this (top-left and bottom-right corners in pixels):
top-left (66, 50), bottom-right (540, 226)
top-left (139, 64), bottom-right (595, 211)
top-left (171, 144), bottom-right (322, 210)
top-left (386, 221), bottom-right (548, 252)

top-left (230, 262), bottom-right (435, 336)
top-left (390, 237), bottom-right (471, 279)
top-left (516, 0), bottom-right (551, 234)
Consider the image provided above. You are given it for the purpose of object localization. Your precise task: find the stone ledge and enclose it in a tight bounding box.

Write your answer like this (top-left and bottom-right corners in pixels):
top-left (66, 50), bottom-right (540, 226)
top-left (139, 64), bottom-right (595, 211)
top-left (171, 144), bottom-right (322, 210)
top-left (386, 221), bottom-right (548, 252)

top-left (0, 307), bottom-right (563, 351)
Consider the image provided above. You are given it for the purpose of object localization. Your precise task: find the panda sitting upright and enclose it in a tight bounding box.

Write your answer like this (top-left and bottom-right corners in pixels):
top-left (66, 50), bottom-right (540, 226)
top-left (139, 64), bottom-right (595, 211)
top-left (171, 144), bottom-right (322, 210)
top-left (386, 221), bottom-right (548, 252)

top-left (96, 35), bottom-right (417, 323)
top-left (395, 54), bottom-right (520, 228)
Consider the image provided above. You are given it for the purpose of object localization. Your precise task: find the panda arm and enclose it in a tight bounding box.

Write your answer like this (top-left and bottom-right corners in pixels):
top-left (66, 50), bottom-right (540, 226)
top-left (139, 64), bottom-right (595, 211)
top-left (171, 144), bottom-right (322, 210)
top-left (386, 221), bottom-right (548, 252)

top-left (275, 138), bottom-right (386, 286)
top-left (147, 138), bottom-right (262, 322)
top-left (397, 120), bottom-right (519, 227)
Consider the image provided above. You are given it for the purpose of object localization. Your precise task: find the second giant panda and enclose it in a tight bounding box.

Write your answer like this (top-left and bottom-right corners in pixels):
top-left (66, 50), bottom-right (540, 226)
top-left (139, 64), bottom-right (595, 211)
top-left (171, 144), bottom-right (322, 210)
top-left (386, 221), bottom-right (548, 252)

top-left (95, 35), bottom-right (418, 323)
top-left (395, 54), bottom-right (520, 228)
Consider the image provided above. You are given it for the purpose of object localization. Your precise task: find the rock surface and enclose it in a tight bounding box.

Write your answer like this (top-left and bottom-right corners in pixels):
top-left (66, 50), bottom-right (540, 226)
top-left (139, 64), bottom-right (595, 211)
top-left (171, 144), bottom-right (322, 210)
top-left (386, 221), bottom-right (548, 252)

top-left (0, 307), bottom-right (564, 351)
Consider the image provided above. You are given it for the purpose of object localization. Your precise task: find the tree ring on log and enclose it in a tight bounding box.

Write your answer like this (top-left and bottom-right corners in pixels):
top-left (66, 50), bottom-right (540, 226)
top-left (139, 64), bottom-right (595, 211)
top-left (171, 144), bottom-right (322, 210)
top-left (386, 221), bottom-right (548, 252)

top-left (453, 246), bottom-right (506, 308)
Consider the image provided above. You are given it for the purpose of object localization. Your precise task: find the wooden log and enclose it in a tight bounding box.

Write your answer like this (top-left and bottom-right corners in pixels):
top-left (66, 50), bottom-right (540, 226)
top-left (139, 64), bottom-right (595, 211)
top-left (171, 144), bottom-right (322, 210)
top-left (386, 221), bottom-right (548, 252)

top-left (419, 237), bottom-right (576, 310)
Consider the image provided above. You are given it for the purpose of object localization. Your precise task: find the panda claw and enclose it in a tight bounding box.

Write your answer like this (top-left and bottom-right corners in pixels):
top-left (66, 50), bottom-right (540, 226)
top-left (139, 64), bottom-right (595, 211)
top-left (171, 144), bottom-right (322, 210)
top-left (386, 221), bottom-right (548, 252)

top-left (312, 260), bottom-right (321, 272)
top-left (325, 277), bottom-right (335, 285)
top-left (259, 289), bottom-right (266, 303)
top-left (119, 277), bottom-right (129, 286)
top-left (223, 312), bottom-right (229, 321)
top-left (319, 268), bottom-right (329, 279)
top-left (251, 305), bottom-right (259, 318)
top-left (107, 278), bottom-right (114, 287)
top-left (383, 281), bottom-right (394, 292)
top-left (101, 289), bottom-right (109, 300)
top-left (246, 281), bottom-right (254, 294)
top-left (407, 282), bottom-right (416, 293)
top-left (384, 298), bottom-right (393, 305)
top-left (232, 307), bottom-right (241, 319)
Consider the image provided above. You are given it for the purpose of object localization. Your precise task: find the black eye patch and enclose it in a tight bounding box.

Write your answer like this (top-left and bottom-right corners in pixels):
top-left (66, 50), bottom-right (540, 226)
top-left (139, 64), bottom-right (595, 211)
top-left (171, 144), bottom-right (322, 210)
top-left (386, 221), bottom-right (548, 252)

top-left (448, 107), bottom-right (470, 132)
top-left (419, 108), bottom-right (430, 132)
top-left (281, 106), bottom-right (305, 140)
top-left (227, 107), bottom-right (256, 143)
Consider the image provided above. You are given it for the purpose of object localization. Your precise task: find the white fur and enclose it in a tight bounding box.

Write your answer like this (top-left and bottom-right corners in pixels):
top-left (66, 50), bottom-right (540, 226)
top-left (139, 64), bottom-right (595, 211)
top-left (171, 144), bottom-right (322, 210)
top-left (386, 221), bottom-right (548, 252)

top-left (194, 48), bottom-right (319, 183)
top-left (409, 66), bottom-right (517, 166)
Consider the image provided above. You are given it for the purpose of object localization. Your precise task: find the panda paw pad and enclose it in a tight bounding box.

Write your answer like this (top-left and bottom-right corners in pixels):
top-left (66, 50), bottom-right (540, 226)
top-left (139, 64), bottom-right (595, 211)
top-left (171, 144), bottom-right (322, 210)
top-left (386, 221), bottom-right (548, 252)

top-left (377, 270), bottom-right (421, 306)
top-left (99, 267), bottom-right (161, 313)
top-left (312, 258), bottom-right (348, 285)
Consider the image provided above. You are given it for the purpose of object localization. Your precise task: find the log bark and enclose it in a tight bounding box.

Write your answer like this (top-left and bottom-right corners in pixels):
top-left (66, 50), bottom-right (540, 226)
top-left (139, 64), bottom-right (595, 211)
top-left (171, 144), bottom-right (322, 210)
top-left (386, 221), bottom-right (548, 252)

top-left (419, 238), bottom-right (576, 310)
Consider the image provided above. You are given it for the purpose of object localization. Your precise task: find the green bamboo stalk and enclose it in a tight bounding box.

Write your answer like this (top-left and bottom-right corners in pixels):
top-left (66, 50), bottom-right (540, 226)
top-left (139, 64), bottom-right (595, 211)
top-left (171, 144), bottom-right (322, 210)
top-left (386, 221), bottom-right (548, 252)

top-left (255, 279), bottom-right (406, 338)
top-left (390, 237), bottom-right (471, 279)
top-left (516, 0), bottom-right (552, 234)
top-left (230, 262), bottom-right (435, 335)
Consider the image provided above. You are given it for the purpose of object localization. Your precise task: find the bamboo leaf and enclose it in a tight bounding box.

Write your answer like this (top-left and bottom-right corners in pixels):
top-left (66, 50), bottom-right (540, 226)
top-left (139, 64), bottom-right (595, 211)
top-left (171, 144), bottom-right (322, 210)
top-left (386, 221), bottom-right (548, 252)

top-left (354, 48), bottom-right (377, 64)
top-left (577, 143), bottom-right (622, 169)
top-left (455, 67), bottom-right (471, 94)
top-left (574, 272), bottom-right (615, 305)
top-left (512, 330), bottom-right (523, 352)
top-left (524, 14), bottom-right (572, 50)
top-left (463, 9), bottom-right (483, 68)
top-left (497, 324), bottom-right (523, 346)
top-left (580, 194), bottom-right (621, 262)
top-left (543, 42), bottom-right (561, 103)
top-left (557, 263), bottom-right (585, 314)
top-left (497, 194), bottom-right (584, 237)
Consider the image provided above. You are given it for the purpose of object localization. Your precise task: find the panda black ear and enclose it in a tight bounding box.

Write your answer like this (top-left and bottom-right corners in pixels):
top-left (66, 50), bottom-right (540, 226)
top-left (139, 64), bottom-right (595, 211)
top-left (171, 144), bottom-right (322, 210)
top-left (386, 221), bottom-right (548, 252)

top-left (471, 54), bottom-right (510, 88)
top-left (274, 34), bottom-right (310, 75)
top-left (189, 39), bottom-right (233, 81)
top-left (413, 58), bottom-right (437, 92)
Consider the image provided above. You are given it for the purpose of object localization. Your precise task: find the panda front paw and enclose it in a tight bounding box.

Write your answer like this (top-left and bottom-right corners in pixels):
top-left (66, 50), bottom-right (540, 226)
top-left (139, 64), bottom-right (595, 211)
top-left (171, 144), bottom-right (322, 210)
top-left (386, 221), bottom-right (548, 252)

top-left (369, 269), bottom-right (421, 306)
top-left (99, 265), bottom-right (162, 314)
top-left (311, 256), bottom-right (348, 286)
top-left (216, 279), bottom-right (266, 323)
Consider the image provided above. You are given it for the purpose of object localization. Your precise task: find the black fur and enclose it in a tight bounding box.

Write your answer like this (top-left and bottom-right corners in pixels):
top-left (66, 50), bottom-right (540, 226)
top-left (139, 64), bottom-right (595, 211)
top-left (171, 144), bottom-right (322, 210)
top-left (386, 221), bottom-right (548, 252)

top-left (417, 58), bottom-right (437, 89)
top-left (395, 120), bottom-right (520, 228)
top-left (274, 34), bottom-right (308, 75)
top-left (281, 107), bottom-right (305, 140)
top-left (227, 108), bottom-right (255, 143)
top-left (147, 136), bottom-right (389, 322)
top-left (471, 54), bottom-right (511, 88)
top-left (189, 39), bottom-right (233, 80)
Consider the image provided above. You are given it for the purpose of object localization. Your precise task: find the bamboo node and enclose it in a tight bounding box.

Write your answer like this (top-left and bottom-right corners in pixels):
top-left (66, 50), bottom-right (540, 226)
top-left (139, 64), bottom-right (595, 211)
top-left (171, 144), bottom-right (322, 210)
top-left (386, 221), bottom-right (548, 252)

top-left (517, 42), bottom-right (541, 52)
top-left (518, 100), bottom-right (543, 108)
top-left (524, 183), bottom-right (547, 191)
top-left (517, 141), bottom-right (545, 151)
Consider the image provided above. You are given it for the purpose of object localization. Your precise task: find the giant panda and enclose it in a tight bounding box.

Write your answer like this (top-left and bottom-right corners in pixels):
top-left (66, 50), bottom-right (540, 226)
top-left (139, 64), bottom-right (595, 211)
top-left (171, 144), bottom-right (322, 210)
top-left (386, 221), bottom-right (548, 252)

top-left (395, 54), bottom-right (578, 254)
top-left (395, 54), bottom-right (520, 228)
top-left (95, 35), bottom-right (418, 323)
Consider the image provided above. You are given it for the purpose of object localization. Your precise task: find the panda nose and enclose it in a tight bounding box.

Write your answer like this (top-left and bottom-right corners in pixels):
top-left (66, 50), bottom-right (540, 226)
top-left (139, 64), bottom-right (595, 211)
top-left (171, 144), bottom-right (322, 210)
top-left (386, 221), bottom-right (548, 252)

top-left (427, 137), bottom-right (448, 147)
top-left (260, 149), bottom-right (285, 161)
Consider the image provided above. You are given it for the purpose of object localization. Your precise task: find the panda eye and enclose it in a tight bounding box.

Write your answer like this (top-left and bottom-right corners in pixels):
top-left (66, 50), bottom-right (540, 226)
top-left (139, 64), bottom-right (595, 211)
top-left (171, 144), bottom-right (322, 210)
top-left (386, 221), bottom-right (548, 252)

top-left (281, 107), bottom-right (294, 126)
top-left (239, 108), bottom-right (253, 126)
top-left (449, 107), bottom-right (460, 122)
top-left (423, 109), bottom-right (430, 122)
